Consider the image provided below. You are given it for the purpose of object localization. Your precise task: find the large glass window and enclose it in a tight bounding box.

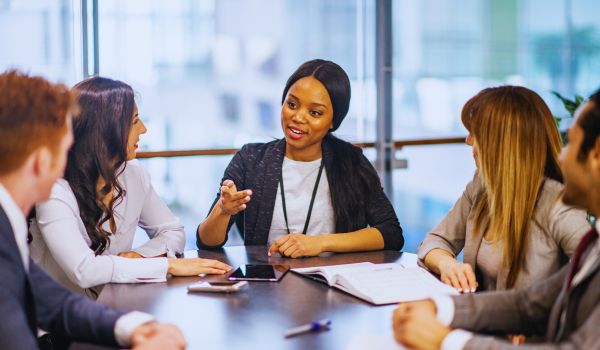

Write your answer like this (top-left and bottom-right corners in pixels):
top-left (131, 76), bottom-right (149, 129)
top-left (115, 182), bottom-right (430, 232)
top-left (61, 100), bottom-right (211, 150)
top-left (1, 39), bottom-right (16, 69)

top-left (392, 0), bottom-right (600, 140)
top-left (97, 0), bottom-right (377, 248)
top-left (98, 0), bottom-right (376, 151)
top-left (392, 0), bottom-right (600, 252)
top-left (0, 0), bottom-right (81, 85)
top-left (3, 0), bottom-right (598, 252)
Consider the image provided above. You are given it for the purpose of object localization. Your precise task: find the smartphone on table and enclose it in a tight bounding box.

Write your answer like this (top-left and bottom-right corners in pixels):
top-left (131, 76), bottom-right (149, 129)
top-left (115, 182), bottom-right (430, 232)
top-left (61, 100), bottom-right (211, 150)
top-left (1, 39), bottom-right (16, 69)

top-left (187, 280), bottom-right (248, 293)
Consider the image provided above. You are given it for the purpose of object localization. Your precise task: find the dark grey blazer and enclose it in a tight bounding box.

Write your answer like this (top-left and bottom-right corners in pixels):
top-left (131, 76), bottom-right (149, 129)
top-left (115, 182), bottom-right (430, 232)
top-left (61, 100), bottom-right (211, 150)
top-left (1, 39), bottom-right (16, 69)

top-left (197, 138), bottom-right (404, 250)
top-left (0, 207), bottom-right (124, 348)
top-left (450, 228), bottom-right (600, 349)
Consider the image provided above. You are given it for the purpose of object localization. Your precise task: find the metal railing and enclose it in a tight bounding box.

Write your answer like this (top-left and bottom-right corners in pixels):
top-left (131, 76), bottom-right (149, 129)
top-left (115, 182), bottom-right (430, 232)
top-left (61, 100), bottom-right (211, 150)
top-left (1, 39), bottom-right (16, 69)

top-left (136, 136), bottom-right (467, 159)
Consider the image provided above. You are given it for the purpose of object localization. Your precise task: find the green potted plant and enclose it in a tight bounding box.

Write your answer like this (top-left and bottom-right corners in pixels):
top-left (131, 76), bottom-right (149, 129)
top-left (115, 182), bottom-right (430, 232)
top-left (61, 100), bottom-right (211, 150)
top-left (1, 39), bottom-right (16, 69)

top-left (551, 91), bottom-right (584, 127)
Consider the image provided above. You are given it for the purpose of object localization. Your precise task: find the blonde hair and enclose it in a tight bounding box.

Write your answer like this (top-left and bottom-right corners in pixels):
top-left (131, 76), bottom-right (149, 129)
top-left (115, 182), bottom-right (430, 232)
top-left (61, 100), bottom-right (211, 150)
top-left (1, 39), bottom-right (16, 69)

top-left (461, 86), bottom-right (563, 288)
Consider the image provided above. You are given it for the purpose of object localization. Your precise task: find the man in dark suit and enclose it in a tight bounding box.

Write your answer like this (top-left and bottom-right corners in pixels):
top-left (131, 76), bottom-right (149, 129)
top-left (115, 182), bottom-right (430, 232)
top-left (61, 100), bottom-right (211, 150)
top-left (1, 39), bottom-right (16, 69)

top-left (393, 89), bottom-right (600, 350)
top-left (0, 70), bottom-right (186, 349)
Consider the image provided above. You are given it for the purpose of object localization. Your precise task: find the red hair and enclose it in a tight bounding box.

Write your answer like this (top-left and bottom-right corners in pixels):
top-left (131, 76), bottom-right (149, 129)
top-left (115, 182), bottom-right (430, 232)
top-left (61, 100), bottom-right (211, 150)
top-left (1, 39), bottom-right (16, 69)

top-left (0, 70), bottom-right (78, 175)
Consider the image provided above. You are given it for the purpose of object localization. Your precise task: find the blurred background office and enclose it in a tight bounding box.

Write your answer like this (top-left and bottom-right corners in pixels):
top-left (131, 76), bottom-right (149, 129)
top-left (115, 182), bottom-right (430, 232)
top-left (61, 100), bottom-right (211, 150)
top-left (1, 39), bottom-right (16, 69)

top-left (1, 0), bottom-right (598, 252)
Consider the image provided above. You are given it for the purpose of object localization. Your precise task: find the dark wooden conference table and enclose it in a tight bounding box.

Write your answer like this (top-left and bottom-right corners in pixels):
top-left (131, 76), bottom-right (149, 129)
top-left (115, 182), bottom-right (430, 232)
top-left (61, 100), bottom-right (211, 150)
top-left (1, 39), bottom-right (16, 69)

top-left (71, 246), bottom-right (417, 350)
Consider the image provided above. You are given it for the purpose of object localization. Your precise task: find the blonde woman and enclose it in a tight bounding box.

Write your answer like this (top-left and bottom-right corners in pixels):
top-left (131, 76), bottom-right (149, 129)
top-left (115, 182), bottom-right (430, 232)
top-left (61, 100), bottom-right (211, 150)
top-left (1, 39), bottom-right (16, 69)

top-left (418, 86), bottom-right (590, 292)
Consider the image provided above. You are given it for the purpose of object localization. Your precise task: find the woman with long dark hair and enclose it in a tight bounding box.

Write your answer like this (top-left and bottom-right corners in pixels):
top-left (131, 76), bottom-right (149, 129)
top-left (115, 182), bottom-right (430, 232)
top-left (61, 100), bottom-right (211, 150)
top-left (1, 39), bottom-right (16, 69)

top-left (197, 59), bottom-right (403, 257)
top-left (30, 77), bottom-right (230, 295)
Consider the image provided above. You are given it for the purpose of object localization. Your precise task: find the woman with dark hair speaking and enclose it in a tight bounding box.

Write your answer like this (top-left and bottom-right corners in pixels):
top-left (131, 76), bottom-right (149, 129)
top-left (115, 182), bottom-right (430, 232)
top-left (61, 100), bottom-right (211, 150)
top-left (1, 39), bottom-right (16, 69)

top-left (30, 77), bottom-right (230, 295)
top-left (197, 59), bottom-right (403, 257)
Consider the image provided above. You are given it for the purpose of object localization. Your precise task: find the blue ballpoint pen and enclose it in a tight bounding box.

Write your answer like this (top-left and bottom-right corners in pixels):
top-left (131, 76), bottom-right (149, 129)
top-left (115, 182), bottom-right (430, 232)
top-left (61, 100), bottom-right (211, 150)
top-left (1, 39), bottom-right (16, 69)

top-left (284, 319), bottom-right (332, 338)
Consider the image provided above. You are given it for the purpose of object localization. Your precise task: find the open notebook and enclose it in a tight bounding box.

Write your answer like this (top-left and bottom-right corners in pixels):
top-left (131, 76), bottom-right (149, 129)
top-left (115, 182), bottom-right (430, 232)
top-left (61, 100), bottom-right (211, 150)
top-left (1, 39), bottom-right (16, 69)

top-left (292, 262), bottom-right (458, 305)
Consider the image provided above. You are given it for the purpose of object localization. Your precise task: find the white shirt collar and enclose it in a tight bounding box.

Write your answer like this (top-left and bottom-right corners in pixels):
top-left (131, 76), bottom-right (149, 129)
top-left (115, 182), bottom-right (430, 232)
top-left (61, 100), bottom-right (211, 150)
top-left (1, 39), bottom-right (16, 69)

top-left (0, 184), bottom-right (29, 270)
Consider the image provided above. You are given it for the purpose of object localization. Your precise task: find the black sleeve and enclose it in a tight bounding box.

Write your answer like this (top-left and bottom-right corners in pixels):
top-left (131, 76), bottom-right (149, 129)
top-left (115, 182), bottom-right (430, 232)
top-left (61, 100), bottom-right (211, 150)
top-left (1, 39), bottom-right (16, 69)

top-left (360, 154), bottom-right (404, 251)
top-left (197, 145), bottom-right (248, 249)
top-left (31, 260), bottom-right (125, 346)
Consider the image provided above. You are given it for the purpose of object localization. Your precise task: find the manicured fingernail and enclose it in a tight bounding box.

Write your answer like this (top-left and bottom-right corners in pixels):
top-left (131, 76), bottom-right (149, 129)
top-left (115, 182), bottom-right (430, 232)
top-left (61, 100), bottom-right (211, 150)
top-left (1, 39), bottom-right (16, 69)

top-left (247, 190), bottom-right (252, 195)
top-left (241, 204), bottom-right (246, 209)
top-left (471, 288), bottom-right (476, 293)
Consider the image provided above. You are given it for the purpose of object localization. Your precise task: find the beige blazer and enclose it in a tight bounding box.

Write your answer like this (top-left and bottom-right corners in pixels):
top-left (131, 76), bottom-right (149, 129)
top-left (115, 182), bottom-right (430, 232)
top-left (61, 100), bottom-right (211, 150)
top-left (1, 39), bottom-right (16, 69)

top-left (451, 229), bottom-right (600, 349)
top-left (417, 173), bottom-right (591, 290)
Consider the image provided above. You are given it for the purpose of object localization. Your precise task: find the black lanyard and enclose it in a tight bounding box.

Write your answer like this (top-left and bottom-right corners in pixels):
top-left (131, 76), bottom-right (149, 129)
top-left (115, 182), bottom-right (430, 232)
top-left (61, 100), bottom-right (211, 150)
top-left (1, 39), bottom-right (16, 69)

top-left (279, 161), bottom-right (325, 235)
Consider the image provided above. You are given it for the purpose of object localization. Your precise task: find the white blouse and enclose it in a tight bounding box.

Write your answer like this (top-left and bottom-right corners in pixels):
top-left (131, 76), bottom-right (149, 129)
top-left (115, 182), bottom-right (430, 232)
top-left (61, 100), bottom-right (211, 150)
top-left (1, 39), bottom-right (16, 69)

top-left (29, 160), bottom-right (185, 294)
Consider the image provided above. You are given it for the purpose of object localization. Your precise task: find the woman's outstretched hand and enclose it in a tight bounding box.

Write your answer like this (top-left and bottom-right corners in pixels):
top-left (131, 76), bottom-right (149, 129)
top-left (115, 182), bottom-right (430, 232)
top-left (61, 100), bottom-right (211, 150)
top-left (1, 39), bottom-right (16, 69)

top-left (218, 180), bottom-right (252, 216)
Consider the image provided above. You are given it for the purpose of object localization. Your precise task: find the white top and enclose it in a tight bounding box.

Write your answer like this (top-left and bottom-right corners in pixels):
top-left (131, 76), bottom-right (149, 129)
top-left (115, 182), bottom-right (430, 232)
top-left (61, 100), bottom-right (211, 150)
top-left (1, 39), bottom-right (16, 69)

top-left (0, 184), bottom-right (29, 271)
top-left (29, 160), bottom-right (185, 294)
top-left (268, 157), bottom-right (335, 245)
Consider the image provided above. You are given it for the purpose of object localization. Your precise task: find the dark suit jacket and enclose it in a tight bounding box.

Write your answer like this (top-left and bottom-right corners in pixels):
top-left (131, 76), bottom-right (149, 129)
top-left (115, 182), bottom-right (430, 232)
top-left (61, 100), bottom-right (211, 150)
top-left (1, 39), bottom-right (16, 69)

top-left (449, 229), bottom-right (600, 349)
top-left (197, 138), bottom-right (404, 250)
top-left (0, 207), bottom-right (125, 349)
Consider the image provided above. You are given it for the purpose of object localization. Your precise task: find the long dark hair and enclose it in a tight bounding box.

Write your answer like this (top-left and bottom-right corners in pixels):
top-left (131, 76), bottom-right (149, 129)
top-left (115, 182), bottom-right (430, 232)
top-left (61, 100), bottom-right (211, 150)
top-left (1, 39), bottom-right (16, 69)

top-left (66, 77), bottom-right (134, 255)
top-left (281, 59), bottom-right (381, 231)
